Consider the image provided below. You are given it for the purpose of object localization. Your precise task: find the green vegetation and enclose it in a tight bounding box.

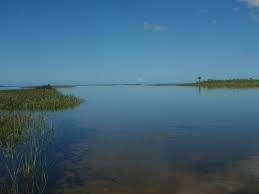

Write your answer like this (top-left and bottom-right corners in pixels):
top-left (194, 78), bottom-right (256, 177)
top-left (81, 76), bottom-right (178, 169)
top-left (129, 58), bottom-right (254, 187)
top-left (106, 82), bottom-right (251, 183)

top-left (0, 112), bottom-right (31, 145)
top-left (146, 79), bottom-right (259, 88)
top-left (0, 87), bottom-right (82, 111)
top-left (24, 84), bottom-right (76, 89)
top-left (0, 84), bottom-right (81, 193)
top-left (0, 112), bottom-right (53, 194)
top-left (176, 79), bottom-right (259, 88)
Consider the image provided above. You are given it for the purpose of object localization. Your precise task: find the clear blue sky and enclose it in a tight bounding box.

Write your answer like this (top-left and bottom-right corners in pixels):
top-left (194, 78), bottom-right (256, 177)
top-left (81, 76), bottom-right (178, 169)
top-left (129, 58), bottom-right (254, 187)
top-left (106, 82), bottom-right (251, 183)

top-left (1, 0), bottom-right (259, 85)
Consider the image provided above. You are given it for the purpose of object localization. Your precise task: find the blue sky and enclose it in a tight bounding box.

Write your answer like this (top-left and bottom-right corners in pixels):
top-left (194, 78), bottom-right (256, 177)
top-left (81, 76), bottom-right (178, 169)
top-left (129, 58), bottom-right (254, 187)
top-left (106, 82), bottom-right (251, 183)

top-left (1, 0), bottom-right (259, 85)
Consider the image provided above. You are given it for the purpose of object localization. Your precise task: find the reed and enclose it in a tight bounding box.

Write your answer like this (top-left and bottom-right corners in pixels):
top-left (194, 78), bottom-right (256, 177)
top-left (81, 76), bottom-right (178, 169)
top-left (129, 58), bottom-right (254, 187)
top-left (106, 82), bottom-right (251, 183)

top-left (176, 79), bottom-right (259, 88)
top-left (0, 111), bottom-right (53, 194)
top-left (0, 87), bottom-right (82, 111)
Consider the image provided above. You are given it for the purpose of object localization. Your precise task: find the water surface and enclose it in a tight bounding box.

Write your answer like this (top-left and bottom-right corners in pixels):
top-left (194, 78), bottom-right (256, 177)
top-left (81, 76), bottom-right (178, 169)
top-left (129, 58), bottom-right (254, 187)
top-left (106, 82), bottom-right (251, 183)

top-left (48, 86), bottom-right (259, 193)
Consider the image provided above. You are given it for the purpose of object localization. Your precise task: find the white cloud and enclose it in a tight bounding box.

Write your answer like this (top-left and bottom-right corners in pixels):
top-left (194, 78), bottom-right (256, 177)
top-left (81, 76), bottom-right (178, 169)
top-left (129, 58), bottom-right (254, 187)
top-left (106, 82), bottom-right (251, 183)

top-left (240, 0), bottom-right (259, 7)
top-left (240, 0), bottom-right (259, 22)
top-left (144, 22), bottom-right (169, 32)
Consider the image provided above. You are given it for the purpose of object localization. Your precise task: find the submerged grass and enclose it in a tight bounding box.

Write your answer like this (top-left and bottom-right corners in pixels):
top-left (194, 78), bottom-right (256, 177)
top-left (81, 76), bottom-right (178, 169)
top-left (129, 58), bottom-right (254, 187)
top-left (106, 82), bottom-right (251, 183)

top-left (0, 87), bottom-right (82, 111)
top-left (0, 112), bottom-right (54, 194)
top-left (0, 86), bottom-right (81, 193)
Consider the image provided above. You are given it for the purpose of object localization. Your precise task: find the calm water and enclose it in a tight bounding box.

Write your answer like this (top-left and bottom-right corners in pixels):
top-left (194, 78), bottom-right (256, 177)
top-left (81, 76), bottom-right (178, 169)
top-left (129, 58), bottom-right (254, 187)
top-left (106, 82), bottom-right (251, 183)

top-left (46, 86), bottom-right (259, 193)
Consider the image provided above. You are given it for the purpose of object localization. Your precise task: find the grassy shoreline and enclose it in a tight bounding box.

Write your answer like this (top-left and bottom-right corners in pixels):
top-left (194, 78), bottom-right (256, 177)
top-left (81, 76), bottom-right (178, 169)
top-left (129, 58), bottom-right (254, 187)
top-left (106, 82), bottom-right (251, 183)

top-left (24, 84), bottom-right (76, 89)
top-left (179, 79), bottom-right (259, 88)
top-left (146, 79), bottom-right (259, 88)
top-left (0, 85), bottom-right (81, 193)
top-left (0, 86), bottom-right (82, 111)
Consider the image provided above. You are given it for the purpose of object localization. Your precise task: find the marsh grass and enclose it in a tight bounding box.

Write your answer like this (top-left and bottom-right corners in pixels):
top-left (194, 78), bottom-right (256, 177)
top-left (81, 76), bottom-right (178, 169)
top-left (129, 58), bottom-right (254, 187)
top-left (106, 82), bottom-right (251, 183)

top-left (0, 112), bottom-right (54, 194)
top-left (0, 86), bottom-right (82, 193)
top-left (0, 112), bottom-right (31, 146)
top-left (0, 88), bottom-right (82, 111)
top-left (147, 79), bottom-right (259, 88)
top-left (176, 79), bottom-right (259, 88)
top-left (25, 85), bottom-right (75, 89)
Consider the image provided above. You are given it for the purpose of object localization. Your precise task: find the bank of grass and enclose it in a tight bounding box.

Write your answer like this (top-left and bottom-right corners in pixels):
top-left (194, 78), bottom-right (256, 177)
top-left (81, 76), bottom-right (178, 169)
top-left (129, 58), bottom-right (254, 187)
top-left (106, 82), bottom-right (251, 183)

top-left (0, 85), bottom-right (78, 193)
top-left (24, 84), bottom-right (76, 89)
top-left (0, 87), bottom-right (82, 111)
top-left (177, 79), bottom-right (259, 88)
top-left (147, 79), bottom-right (259, 88)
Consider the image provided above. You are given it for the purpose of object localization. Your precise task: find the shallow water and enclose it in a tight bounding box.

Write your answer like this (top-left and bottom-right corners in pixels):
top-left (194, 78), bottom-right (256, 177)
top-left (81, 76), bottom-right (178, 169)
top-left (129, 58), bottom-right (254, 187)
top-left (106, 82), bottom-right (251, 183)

top-left (19, 86), bottom-right (259, 193)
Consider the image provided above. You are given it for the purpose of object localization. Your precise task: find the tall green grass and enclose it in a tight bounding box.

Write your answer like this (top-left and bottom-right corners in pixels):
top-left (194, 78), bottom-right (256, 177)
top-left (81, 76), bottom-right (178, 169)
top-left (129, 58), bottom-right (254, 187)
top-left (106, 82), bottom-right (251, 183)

top-left (0, 112), bottom-right (53, 194)
top-left (24, 84), bottom-right (75, 89)
top-left (0, 87), bottom-right (82, 193)
top-left (0, 88), bottom-right (82, 111)
top-left (146, 79), bottom-right (259, 88)
top-left (188, 79), bottom-right (259, 88)
top-left (174, 79), bottom-right (259, 88)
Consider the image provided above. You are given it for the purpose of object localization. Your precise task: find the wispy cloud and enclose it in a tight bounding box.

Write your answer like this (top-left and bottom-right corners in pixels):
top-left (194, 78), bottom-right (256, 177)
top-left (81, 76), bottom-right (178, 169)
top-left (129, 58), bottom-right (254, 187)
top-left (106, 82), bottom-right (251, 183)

top-left (199, 9), bottom-right (218, 25)
top-left (240, 0), bottom-right (259, 7)
top-left (144, 22), bottom-right (169, 32)
top-left (199, 9), bottom-right (209, 14)
top-left (240, 0), bottom-right (259, 22)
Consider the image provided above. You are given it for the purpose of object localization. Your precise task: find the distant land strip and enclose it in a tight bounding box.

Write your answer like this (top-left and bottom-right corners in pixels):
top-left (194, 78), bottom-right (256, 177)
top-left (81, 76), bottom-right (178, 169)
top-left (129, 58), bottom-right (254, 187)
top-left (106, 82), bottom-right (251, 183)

top-left (4, 79), bottom-right (259, 89)
top-left (148, 79), bottom-right (259, 88)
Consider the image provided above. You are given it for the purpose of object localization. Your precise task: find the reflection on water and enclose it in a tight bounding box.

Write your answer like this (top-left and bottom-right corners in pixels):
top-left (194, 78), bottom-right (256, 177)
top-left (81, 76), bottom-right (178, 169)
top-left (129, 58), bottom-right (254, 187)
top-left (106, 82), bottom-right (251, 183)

top-left (52, 130), bottom-right (259, 194)
top-left (2, 86), bottom-right (259, 194)
top-left (48, 86), bottom-right (259, 194)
